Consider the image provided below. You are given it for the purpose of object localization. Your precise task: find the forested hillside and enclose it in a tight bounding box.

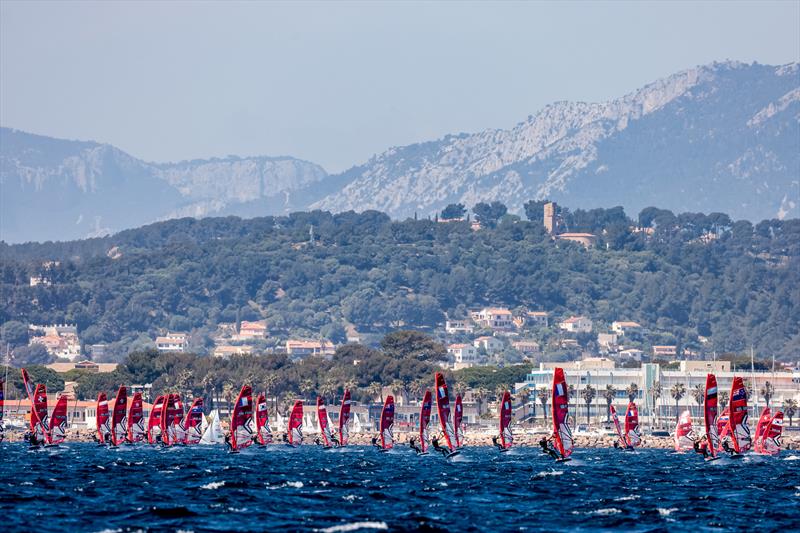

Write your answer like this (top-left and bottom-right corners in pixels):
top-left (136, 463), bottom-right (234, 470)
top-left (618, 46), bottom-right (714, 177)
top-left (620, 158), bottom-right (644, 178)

top-left (1, 203), bottom-right (798, 361)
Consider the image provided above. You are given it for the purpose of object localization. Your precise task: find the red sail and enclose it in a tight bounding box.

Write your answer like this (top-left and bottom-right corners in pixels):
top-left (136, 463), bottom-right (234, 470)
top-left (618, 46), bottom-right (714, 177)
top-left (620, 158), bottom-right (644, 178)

top-left (419, 390), bottom-right (432, 453)
top-left (169, 395), bottom-right (184, 445)
top-left (753, 407), bottom-right (772, 453)
top-left (434, 372), bottom-right (456, 451)
top-left (50, 394), bottom-right (69, 444)
top-left (674, 410), bottom-right (695, 451)
top-left (127, 392), bottom-right (145, 443)
top-left (499, 391), bottom-right (513, 449)
top-left (147, 395), bottom-right (166, 444)
top-left (454, 395), bottom-right (464, 447)
top-left (338, 389), bottom-right (351, 446)
top-left (317, 397), bottom-right (333, 447)
top-left (255, 393), bottom-right (273, 445)
top-left (182, 398), bottom-right (204, 445)
top-left (610, 405), bottom-right (625, 446)
top-left (703, 374), bottom-right (719, 458)
top-left (111, 386), bottom-right (128, 446)
top-left (716, 406), bottom-right (731, 451)
top-left (728, 376), bottom-right (752, 453)
top-left (21, 368), bottom-right (36, 404)
top-left (761, 412), bottom-right (784, 456)
top-left (552, 367), bottom-right (573, 458)
top-left (380, 395), bottom-right (395, 450)
top-left (32, 384), bottom-right (50, 443)
top-left (231, 385), bottom-right (254, 451)
top-left (624, 402), bottom-right (641, 447)
top-left (288, 400), bottom-right (304, 446)
top-left (159, 393), bottom-right (172, 446)
top-left (96, 392), bottom-right (110, 444)
top-left (0, 378), bottom-right (4, 429)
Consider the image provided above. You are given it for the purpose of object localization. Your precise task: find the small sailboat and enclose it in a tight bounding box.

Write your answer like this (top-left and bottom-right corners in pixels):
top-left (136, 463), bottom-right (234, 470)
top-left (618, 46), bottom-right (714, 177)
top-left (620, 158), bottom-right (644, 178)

top-left (727, 376), bottom-right (752, 457)
top-left (551, 367), bottom-right (573, 462)
top-left (317, 396), bottom-right (334, 448)
top-left (49, 394), bottom-right (69, 445)
top-left (752, 407), bottom-right (772, 454)
top-left (703, 373), bottom-right (720, 461)
top-left (338, 389), bottom-right (351, 446)
top-left (418, 390), bottom-right (432, 455)
top-left (674, 410), bottom-right (696, 452)
top-left (255, 393), bottom-right (273, 445)
top-left (761, 412), bottom-right (784, 456)
top-left (110, 386), bottom-right (128, 447)
top-left (147, 395), bottom-right (166, 445)
top-left (454, 394), bottom-right (464, 448)
top-left (434, 373), bottom-right (459, 458)
top-left (230, 385), bottom-right (254, 453)
top-left (127, 392), bottom-right (145, 444)
top-left (379, 395), bottom-right (395, 452)
top-left (498, 391), bottom-right (513, 452)
top-left (287, 400), bottom-right (304, 447)
top-left (96, 392), bottom-right (111, 445)
top-left (182, 398), bottom-right (204, 445)
top-left (199, 410), bottom-right (223, 445)
top-left (624, 402), bottom-right (641, 449)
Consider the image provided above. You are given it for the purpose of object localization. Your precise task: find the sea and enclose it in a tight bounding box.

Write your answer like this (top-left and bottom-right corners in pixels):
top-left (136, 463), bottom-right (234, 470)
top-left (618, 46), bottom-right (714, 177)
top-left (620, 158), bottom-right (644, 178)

top-left (1, 443), bottom-right (798, 531)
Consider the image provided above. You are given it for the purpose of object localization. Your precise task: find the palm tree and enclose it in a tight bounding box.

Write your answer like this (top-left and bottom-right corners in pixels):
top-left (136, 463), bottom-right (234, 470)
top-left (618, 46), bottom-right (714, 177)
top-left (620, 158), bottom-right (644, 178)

top-left (299, 379), bottom-right (314, 400)
top-left (603, 385), bottom-right (616, 423)
top-left (691, 384), bottom-right (704, 407)
top-left (626, 383), bottom-right (639, 403)
top-left (537, 387), bottom-right (549, 425)
top-left (222, 381), bottom-right (234, 417)
top-left (475, 387), bottom-right (490, 417)
top-left (719, 391), bottom-right (729, 408)
top-left (200, 373), bottom-right (215, 411)
top-left (568, 384), bottom-right (576, 414)
top-left (670, 383), bottom-right (686, 421)
top-left (760, 381), bottom-right (774, 407)
top-left (784, 398), bottom-right (798, 427)
top-left (390, 379), bottom-right (407, 404)
top-left (651, 381), bottom-right (662, 425)
top-left (320, 379), bottom-right (337, 405)
top-left (495, 384), bottom-right (509, 402)
top-left (366, 382), bottom-right (383, 405)
top-left (582, 385), bottom-right (596, 425)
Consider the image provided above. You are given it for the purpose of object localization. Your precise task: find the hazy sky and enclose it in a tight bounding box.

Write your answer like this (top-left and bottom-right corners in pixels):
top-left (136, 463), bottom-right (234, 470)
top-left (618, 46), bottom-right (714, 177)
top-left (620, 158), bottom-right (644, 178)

top-left (1, 1), bottom-right (798, 172)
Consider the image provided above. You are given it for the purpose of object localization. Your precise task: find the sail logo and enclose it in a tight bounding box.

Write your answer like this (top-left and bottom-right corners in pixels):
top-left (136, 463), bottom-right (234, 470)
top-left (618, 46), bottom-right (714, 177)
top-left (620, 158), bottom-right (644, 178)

top-left (556, 383), bottom-right (565, 396)
top-left (706, 386), bottom-right (717, 396)
top-left (732, 388), bottom-right (747, 401)
top-left (438, 386), bottom-right (446, 398)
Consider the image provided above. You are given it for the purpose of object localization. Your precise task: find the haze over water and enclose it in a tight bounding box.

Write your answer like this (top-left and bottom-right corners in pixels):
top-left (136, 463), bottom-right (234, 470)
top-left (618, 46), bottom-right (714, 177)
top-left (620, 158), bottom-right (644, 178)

top-left (1, 444), bottom-right (798, 531)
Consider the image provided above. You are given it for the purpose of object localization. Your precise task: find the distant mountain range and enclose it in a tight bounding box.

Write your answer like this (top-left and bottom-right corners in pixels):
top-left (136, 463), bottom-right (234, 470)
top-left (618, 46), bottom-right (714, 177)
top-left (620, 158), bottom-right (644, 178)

top-left (2, 60), bottom-right (797, 243)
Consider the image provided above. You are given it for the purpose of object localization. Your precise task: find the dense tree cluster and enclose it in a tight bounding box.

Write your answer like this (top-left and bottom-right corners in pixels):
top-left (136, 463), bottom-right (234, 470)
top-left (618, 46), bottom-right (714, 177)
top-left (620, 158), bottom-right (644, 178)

top-left (0, 204), bottom-right (798, 362)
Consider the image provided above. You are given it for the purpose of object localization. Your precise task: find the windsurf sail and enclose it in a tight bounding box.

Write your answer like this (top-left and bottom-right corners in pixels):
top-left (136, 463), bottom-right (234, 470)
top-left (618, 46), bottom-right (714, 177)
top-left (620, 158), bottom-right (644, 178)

top-left (499, 391), bottom-right (513, 449)
top-left (728, 376), bottom-right (751, 453)
top-left (147, 395), bottom-right (165, 444)
top-left (434, 372), bottom-right (457, 451)
top-left (32, 383), bottom-right (50, 443)
top-left (380, 395), bottom-right (395, 450)
top-left (168, 395), bottom-right (185, 445)
top-left (716, 406), bottom-right (731, 451)
top-left (288, 400), bottom-right (304, 446)
top-left (674, 410), bottom-right (696, 451)
top-left (761, 411), bottom-right (784, 456)
top-left (454, 394), bottom-right (464, 447)
top-left (703, 373), bottom-right (719, 458)
top-left (49, 394), bottom-right (69, 445)
top-left (200, 410), bottom-right (223, 445)
top-left (110, 386), bottom-right (128, 446)
top-left (231, 385), bottom-right (254, 451)
top-left (753, 407), bottom-right (772, 453)
top-left (317, 396), bottom-right (333, 447)
top-left (624, 402), bottom-right (641, 448)
top-left (419, 390), bottom-right (432, 453)
top-left (127, 392), bottom-right (145, 443)
top-left (96, 392), bottom-right (110, 444)
top-left (0, 378), bottom-right (4, 437)
top-left (21, 368), bottom-right (36, 404)
top-left (338, 389), bottom-right (351, 446)
top-left (159, 393), bottom-right (172, 446)
top-left (255, 393), bottom-right (273, 445)
top-left (182, 397), bottom-right (204, 445)
top-left (610, 405), bottom-right (625, 446)
top-left (551, 367), bottom-right (573, 459)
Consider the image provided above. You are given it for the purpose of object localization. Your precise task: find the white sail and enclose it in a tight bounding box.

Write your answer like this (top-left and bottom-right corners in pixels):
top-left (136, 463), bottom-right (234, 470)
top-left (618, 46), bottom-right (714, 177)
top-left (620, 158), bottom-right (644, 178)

top-left (353, 413), bottom-right (363, 433)
top-left (200, 410), bottom-right (223, 445)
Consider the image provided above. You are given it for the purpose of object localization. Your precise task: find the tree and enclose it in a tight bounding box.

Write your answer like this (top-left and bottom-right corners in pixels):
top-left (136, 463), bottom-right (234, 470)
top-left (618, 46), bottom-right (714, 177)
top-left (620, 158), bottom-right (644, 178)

top-left (760, 381), bottom-right (774, 407)
top-left (380, 331), bottom-right (447, 361)
top-left (582, 385), bottom-right (596, 425)
top-left (523, 199), bottom-right (549, 223)
top-left (12, 344), bottom-right (53, 366)
top-left (784, 399), bottom-right (797, 427)
top-left (670, 383), bottom-right (686, 421)
top-left (472, 201), bottom-right (507, 227)
top-left (691, 384), bottom-right (705, 407)
top-left (299, 379), bottom-right (315, 400)
top-left (366, 382), bottom-right (383, 405)
top-left (537, 387), bottom-right (549, 425)
top-left (719, 391), bottom-right (729, 408)
top-left (603, 385), bottom-right (617, 422)
top-left (651, 381), bottom-right (662, 425)
top-left (441, 203), bottom-right (466, 220)
top-left (1, 320), bottom-right (28, 347)
top-left (626, 383), bottom-right (639, 403)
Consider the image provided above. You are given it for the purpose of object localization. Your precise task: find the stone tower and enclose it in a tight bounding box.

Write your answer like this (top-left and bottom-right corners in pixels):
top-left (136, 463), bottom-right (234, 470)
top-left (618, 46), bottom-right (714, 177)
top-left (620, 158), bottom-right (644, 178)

top-left (543, 202), bottom-right (557, 234)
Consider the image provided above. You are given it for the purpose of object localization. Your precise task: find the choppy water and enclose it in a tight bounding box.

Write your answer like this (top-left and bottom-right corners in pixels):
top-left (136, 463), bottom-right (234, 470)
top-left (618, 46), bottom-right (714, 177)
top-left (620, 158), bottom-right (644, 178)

top-left (1, 443), bottom-right (798, 531)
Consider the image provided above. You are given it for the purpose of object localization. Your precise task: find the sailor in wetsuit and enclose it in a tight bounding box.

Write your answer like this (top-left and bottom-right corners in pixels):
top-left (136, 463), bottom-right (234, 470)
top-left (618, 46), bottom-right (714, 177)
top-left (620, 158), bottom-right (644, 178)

top-left (694, 435), bottom-right (710, 459)
top-left (408, 437), bottom-right (421, 454)
top-left (492, 435), bottom-right (504, 451)
top-left (281, 432), bottom-right (289, 443)
top-left (224, 432), bottom-right (233, 451)
top-left (330, 431), bottom-right (340, 447)
top-left (539, 436), bottom-right (560, 460)
top-left (371, 436), bottom-right (383, 450)
top-left (721, 439), bottom-right (736, 456)
top-left (430, 435), bottom-right (449, 457)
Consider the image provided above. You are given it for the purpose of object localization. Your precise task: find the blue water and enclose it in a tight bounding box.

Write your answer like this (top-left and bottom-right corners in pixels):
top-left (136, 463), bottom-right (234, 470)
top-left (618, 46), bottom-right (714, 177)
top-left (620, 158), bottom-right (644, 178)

top-left (1, 444), bottom-right (798, 531)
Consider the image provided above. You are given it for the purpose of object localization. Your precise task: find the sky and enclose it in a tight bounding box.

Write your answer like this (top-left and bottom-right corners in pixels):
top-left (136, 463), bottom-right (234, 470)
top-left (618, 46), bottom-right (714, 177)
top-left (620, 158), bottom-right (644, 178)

top-left (1, 1), bottom-right (798, 173)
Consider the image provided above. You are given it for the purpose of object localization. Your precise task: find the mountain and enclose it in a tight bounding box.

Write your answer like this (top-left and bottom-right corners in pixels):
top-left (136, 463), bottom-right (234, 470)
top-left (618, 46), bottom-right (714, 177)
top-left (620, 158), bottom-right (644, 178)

top-left (313, 61), bottom-right (799, 222)
top-left (0, 128), bottom-right (328, 243)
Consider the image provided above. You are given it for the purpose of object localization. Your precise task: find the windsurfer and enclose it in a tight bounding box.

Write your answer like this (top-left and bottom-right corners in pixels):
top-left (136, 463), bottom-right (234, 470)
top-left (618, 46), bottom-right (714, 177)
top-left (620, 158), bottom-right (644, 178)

top-left (721, 439), bottom-right (736, 456)
top-left (281, 432), bottom-right (289, 443)
top-left (693, 435), bottom-right (710, 459)
top-left (371, 436), bottom-right (382, 450)
top-left (491, 435), bottom-right (504, 451)
top-left (539, 436), bottom-right (560, 460)
top-left (224, 432), bottom-right (233, 451)
top-left (408, 437), bottom-right (421, 454)
top-left (330, 431), bottom-right (340, 447)
top-left (314, 437), bottom-right (323, 446)
top-left (430, 435), bottom-right (449, 457)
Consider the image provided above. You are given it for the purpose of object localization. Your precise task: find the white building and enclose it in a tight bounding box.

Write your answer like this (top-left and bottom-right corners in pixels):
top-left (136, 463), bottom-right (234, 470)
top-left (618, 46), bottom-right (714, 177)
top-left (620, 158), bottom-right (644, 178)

top-left (612, 321), bottom-right (643, 337)
top-left (156, 332), bottom-right (188, 353)
top-left (473, 336), bottom-right (505, 355)
top-left (471, 308), bottom-right (515, 330)
top-left (512, 340), bottom-right (541, 355)
top-left (447, 343), bottom-right (479, 369)
top-left (559, 316), bottom-right (593, 333)
top-left (445, 319), bottom-right (475, 334)
top-left (597, 333), bottom-right (619, 349)
top-left (525, 311), bottom-right (549, 327)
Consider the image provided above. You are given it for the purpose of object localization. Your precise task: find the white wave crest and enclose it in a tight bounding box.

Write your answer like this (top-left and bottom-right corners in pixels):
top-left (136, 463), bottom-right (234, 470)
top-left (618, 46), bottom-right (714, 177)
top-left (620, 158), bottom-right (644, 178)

top-left (319, 522), bottom-right (388, 533)
top-left (200, 481), bottom-right (225, 490)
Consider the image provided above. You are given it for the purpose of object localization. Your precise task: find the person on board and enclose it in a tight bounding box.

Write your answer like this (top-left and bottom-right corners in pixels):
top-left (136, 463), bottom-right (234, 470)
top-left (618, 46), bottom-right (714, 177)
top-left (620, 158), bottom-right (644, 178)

top-left (371, 436), bottom-right (382, 450)
top-left (491, 435), bottom-right (504, 451)
top-left (0, 425), bottom-right (4, 443)
top-left (721, 439), bottom-right (736, 456)
top-left (281, 432), bottom-right (289, 443)
top-left (329, 431), bottom-right (340, 447)
top-left (408, 437), bottom-right (421, 454)
top-left (693, 435), bottom-right (710, 459)
top-left (314, 437), bottom-right (324, 446)
top-left (224, 432), bottom-right (233, 451)
top-left (539, 436), bottom-right (560, 460)
top-left (430, 435), bottom-right (449, 457)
